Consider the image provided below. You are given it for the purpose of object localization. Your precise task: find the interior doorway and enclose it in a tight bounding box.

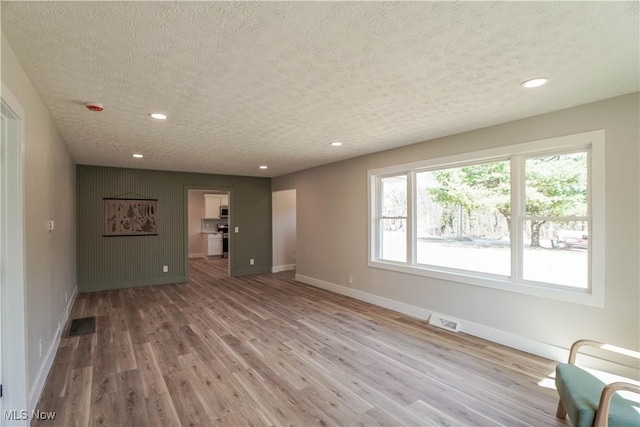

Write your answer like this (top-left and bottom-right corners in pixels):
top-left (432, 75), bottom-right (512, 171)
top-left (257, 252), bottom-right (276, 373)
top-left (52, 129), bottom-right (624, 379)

top-left (186, 189), bottom-right (231, 278)
top-left (272, 189), bottom-right (297, 273)
top-left (1, 83), bottom-right (28, 425)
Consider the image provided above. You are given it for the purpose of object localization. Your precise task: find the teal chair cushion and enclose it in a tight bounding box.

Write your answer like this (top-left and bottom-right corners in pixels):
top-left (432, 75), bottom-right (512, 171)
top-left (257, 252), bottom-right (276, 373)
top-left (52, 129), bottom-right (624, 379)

top-left (556, 363), bottom-right (640, 427)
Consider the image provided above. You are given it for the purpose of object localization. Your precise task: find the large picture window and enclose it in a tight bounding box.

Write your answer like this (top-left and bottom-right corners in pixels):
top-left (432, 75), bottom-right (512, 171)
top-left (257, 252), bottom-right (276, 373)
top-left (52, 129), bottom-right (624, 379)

top-left (415, 159), bottom-right (511, 277)
top-left (368, 131), bottom-right (605, 306)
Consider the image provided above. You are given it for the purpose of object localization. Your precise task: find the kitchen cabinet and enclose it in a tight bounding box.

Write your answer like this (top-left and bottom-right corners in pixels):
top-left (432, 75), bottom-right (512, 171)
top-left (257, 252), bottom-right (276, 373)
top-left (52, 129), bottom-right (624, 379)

top-left (203, 233), bottom-right (223, 256)
top-left (204, 194), bottom-right (221, 218)
top-left (204, 194), bottom-right (229, 218)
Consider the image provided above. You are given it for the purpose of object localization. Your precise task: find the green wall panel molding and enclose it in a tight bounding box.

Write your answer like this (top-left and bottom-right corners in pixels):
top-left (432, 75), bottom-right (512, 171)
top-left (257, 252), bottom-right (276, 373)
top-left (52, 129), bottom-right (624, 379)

top-left (77, 165), bottom-right (272, 292)
top-left (234, 268), bottom-right (272, 276)
top-left (79, 276), bottom-right (188, 292)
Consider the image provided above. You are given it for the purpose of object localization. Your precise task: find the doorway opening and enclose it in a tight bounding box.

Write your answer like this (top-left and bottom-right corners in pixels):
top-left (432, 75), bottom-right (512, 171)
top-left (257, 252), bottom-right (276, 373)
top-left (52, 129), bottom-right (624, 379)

top-left (272, 189), bottom-right (297, 273)
top-left (187, 189), bottom-right (231, 280)
top-left (1, 83), bottom-right (28, 425)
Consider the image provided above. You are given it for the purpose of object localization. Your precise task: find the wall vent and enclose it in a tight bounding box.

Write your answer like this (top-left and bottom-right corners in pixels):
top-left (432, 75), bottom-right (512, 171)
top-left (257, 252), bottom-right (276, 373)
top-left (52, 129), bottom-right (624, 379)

top-left (428, 313), bottom-right (461, 332)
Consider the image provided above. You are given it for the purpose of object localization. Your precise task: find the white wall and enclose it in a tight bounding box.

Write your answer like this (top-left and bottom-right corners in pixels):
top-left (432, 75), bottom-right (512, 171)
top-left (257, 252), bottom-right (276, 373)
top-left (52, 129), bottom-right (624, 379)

top-left (1, 33), bottom-right (77, 412)
top-left (272, 93), bottom-right (640, 360)
top-left (272, 189), bottom-right (296, 272)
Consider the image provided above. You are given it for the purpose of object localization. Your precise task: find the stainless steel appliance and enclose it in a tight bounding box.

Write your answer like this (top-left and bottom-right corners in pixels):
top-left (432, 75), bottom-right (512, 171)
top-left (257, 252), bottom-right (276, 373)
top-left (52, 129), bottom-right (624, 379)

top-left (220, 206), bottom-right (229, 218)
top-left (217, 224), bottom-right (229, 258)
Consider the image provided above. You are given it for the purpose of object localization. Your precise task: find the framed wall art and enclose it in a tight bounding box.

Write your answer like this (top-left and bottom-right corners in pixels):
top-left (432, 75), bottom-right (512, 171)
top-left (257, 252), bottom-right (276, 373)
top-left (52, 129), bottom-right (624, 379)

top-left (103, 198), bottom-right (158, 236)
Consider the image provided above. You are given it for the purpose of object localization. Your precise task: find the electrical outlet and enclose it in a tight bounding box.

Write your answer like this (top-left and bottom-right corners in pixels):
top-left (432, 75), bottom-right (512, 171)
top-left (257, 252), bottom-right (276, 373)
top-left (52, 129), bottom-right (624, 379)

top-left (250, 258), bottom-right (254, 265)
top-left (48, 220), bottom-right (55, 231)
top-left (348, 275), bottom-right (353, 284)
top-left (39, 339), bottom-right (43, 357)
top-left (163, 265), bottom-right (168, 273)
top-left (235, 227), bottom-right (239, 233)
top-left (292, 254), bottom-right (296, 261)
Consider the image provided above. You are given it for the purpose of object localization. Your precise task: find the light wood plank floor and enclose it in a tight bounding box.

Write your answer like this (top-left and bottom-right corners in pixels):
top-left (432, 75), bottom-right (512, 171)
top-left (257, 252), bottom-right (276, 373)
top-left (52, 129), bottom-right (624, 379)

top-left (35, 257), bottom-right (567, 426)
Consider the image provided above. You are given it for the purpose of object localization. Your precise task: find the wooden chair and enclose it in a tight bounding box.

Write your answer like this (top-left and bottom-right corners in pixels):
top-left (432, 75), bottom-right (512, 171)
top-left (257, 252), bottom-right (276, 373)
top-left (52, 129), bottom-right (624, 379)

top-left (555, 339), bottom-right (640, 427)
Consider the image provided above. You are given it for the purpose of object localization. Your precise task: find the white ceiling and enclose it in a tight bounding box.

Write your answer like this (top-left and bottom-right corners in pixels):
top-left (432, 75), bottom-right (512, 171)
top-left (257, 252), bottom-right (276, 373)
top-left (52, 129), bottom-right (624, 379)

top-left (2, 1), bottom-right (638, 178)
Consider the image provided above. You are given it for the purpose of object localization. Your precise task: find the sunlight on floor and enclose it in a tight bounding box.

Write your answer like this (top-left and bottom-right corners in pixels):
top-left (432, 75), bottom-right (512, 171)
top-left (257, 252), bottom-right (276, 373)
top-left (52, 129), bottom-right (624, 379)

top-left (538, 370), bottom-right (557, 390)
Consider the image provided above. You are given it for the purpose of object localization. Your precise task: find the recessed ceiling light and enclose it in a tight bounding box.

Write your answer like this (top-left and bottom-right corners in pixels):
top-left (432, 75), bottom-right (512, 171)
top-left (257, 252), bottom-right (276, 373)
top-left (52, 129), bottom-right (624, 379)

top-left (521, 78), bottom-right (549, 88)
top-left (259, 165), bottom-right (268, 170)
top-left (329, 141), bottom-right (343, 147)
top-left (150, 113), bottom-right (167, 120)
top-left (133, 153), bottom-right (143, 158)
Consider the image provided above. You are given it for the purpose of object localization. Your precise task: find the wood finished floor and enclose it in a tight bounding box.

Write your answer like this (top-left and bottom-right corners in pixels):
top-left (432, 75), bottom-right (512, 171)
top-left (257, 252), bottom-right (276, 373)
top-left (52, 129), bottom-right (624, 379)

top-left (35, 257), bottom-right (567, 427)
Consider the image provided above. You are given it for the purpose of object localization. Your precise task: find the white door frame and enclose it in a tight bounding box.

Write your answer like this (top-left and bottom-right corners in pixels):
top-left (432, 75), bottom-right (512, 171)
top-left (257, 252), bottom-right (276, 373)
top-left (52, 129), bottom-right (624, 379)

top-left (1, 82), bottom-right (28, 425)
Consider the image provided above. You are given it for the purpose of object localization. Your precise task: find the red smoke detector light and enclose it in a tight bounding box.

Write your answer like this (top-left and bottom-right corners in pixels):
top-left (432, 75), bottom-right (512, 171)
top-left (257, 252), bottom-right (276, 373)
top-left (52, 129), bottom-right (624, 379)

top-left (85, 102), bottom-right (104, 112)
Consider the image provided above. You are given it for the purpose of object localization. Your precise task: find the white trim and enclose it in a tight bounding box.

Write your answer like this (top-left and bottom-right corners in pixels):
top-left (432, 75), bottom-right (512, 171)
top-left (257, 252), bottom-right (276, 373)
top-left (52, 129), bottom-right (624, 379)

top-left (28, 287), bottom-right (77, 411)
top-left (295, 273), bottom-right (637, 378)
top-left (511, 155), bottom-right (524, 284)
top-left (368, 130), bottom-right (605, 307)
top-left (188, 252), bottom-right (204, 259)
top-left (368, 131), bottom-right (599, 176)
top-left (1, 81), bottom-right (28, 426)
top-left (368, 260), bottom-right (599, 306)
top-left (272, 264), bottom-right (296, 273)
top-left (589, 131), bottom-right (606, 306)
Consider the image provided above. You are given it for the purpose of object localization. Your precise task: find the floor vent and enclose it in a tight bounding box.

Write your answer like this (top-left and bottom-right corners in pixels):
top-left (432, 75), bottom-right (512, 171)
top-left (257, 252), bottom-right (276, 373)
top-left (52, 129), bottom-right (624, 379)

top-left (428, 313), bottom-right (461, 332)
top-left (68, 316), bottom-right (96, 337)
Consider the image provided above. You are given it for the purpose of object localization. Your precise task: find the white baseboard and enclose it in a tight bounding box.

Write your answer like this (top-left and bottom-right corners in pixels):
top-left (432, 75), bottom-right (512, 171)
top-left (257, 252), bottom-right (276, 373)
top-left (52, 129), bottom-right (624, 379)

top-left (189, 252), bottom-right (204, 259)
top-left (295, 274), bottom-right (637, 378)
top-left (272, 264), bottom-right (296, 273)
top-left (28, 286), bottom-right (78, 411)
top-left (296, 274), bottom-right (430, 320)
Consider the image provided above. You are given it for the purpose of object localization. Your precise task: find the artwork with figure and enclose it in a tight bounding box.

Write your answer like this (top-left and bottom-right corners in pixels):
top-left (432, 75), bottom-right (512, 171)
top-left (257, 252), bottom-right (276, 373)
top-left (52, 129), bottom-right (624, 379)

top-left (104, 199), bottom-right (157, 236)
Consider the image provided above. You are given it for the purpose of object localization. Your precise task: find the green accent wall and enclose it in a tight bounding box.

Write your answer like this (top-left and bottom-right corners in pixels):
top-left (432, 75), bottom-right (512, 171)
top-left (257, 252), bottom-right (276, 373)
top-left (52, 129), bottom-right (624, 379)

top-left (77, 165), bottom-right (272, 292)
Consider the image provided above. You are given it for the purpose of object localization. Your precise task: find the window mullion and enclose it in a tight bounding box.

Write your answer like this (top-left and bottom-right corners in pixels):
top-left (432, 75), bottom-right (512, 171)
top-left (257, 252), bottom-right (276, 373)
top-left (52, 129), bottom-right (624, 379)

top-left (511, 156), bottom-right (524, 282)
top-left (375, 176), bottom-right (383, 261)
top-left (407, 171), bottom-right (416, 265)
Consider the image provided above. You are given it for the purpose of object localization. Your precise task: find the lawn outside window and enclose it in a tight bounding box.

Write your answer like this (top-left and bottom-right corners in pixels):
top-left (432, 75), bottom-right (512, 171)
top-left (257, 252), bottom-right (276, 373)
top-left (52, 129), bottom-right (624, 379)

top-left (368, 130), bottom-right (605, 307)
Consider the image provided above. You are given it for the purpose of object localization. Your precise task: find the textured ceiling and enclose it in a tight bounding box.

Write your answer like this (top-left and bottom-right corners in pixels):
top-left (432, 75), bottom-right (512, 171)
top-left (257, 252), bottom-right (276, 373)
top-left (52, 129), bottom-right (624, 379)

top-left (2, 1), bottom-right (638, 177)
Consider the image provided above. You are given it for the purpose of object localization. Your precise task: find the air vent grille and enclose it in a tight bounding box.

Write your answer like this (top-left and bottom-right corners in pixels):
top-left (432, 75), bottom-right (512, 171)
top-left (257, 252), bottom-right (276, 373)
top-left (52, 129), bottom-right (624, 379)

top-left (428, 313), bottom-right (461, 332)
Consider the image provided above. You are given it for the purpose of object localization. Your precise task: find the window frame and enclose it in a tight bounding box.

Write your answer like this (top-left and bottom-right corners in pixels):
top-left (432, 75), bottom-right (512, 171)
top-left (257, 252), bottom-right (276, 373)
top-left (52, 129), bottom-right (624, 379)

top-left (368, 130), bottom-right (605, 307)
